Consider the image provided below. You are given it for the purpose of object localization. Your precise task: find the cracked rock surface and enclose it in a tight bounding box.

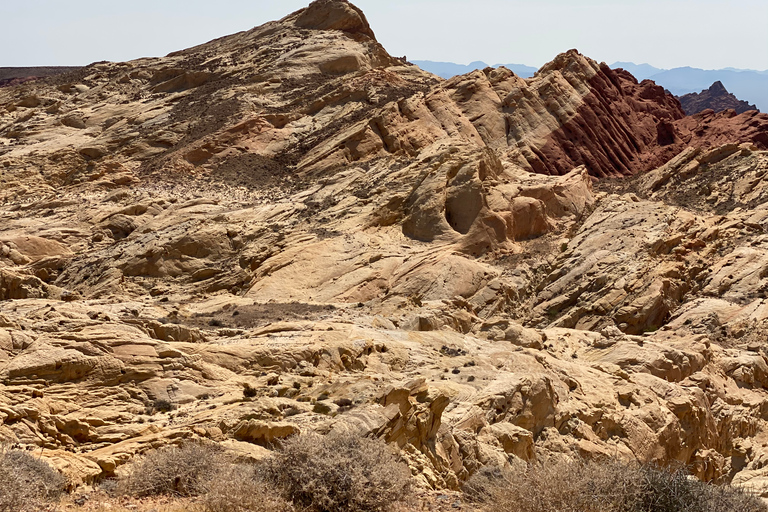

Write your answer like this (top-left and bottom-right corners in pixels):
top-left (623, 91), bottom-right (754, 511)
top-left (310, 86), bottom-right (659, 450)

top-left (3, 0), bottom-right (768, 497)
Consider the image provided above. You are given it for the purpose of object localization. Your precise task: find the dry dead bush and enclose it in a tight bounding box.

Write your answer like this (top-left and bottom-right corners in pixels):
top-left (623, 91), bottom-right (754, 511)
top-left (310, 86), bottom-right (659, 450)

top-left (464, 457), bottom-right (641, 512)
top-left (464, 457), bottom-right (766, 512)
top-left (202, 463), bottom-right (294, 512)
top-left (118, 442), bottom-right (225, 498)
top-left (267, 431), bottom-right (412, 512)
top-left (0, 445), bottom-right (66, 512)
top-left (636, 463), bottom-right (766, 512)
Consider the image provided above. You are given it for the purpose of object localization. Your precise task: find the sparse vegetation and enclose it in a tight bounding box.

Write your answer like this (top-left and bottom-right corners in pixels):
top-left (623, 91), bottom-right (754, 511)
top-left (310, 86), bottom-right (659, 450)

top-left (203, 463), bottom-right (293, 512)
top-left (464, 457), bottom-right (766, 512)
top-left (266, 432), bottom-right (412, 512)
top-left (118, 442), bottom-right (225, 498)
top-left (145, 398), bottom-right (175, 415)
top-left (116, 433), bottom-right (410, 512)
top-left (0, 445), bottom-right (66, 512)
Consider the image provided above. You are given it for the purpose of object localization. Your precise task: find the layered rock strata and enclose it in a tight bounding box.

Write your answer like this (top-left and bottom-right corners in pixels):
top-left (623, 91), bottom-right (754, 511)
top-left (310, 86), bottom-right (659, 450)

top-left (2, 0), bottom-right (768, 498)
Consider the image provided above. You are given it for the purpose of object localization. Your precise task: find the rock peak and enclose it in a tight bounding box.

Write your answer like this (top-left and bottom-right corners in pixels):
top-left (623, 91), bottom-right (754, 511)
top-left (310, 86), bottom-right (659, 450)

top-left (294, 0), bottom-right (375, 39)
top-left (535, 49), bottom-right (604, 78)
top-left (708, 80), bottom-right (727, 93)
top-left (679, 80), bottom-right (758, 115)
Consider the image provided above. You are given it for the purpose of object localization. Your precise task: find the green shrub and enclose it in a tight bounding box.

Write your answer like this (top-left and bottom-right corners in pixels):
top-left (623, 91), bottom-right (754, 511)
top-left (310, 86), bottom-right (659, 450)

top-left (267, 431), bottom-right (412, 512)
top-left (0, 445), bottom-right (66, 512)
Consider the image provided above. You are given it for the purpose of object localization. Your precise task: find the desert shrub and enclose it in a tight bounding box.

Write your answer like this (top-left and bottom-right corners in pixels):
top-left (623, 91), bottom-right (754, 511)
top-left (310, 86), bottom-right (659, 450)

top-left (0, 445), bottom-right (66, 512)
top-left (267, 431), bottom-right (412, 512)
top-left (203, 463), bottom-right (294, 512)
top-left (464, 457), bottom-right (766, 512)
top-left (637, 463), bottom-right (704, 512)
top-left (704, 481), bottom-right (768, 512)
top-left (118, 441), bottom-right (225, 497)
top-left (144, 398), bottom-right (176, 415)
top-left (636, 463), bottom-right (765, 512)
top-left (464, 457), bottom-right (640, 512)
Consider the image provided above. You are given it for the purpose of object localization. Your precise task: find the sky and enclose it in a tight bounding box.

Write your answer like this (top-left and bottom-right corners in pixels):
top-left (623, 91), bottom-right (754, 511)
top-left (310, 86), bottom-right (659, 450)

top-left (1, 0), bottom-right (767, 71)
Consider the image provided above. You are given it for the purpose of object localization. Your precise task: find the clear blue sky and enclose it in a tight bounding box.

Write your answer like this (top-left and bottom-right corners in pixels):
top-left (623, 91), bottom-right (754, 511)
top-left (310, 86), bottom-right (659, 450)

top-left (2, 0), bottom-right (766, 71)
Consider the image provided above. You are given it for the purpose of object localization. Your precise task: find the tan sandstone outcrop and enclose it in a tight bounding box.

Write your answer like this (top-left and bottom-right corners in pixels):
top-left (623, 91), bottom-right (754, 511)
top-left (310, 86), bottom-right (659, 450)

top-left (3, 0), bottom-right (768, 498)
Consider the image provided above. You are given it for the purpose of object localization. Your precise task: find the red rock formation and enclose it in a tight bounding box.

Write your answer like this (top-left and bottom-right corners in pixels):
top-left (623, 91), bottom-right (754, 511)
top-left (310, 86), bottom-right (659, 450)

top-left (504, 55), bottom-right (768, 177)
top-left (523, 62), bottom-right (687, 177)
top-left (0, 67), bottom-right (82, 88)
top-left (364, 50), bottom-right (767, 178)
top-left (678, 81), bottom-right (759, 115)
top-left (293, 0), bottom-right (376, 39)
top-left (677, 108), bottom-right (768, 149)
top-left (453, 51), bottom-right (768, 177)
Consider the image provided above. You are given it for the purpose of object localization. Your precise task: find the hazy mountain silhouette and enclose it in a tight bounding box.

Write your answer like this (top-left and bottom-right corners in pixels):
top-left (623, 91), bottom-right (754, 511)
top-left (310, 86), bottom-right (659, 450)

top-left (412, 60), bottom-right (537, 79)
top-left (648, 68), bottom-right (767, 112)
top-left (611, 62), bottom-right (768, 112)
top-left (610, 62), bottom-right (665, 81)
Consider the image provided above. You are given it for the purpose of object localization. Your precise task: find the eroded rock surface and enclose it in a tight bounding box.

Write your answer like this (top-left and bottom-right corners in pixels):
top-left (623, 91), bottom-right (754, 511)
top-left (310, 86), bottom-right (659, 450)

top-left (3, 0), bottom-right (768, 497)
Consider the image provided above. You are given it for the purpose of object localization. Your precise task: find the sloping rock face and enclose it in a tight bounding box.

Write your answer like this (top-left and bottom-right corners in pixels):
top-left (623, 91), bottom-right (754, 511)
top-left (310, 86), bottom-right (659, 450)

top-left (679, 81), bottom-right (759, 115)
top-left (288, 51), bottom-right (768, 178)
top-left (4, 0), bottom-right (768, 497)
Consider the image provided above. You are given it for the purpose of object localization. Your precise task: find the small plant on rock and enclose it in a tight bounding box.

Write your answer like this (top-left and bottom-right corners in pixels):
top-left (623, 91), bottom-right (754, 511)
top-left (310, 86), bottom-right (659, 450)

top-left (145, 398), bottom-right (175, 415)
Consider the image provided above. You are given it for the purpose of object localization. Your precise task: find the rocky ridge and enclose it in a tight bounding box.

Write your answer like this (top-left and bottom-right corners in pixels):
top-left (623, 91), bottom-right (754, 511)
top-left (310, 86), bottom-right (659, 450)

top-left (679, 81), bottom-right (759, 115)
top-left (2, 0), bottom-right (768, 500)
top-left (0, 67), bottom-right (83, 89)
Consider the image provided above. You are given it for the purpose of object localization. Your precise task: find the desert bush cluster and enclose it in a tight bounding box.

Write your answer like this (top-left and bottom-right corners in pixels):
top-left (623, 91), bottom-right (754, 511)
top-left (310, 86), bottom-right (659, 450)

top-left (5, 434), bottom-right (764, 512)
top-left (118, 441), bottom-right (226, 498)
top-left (464, 456), bottom-right (767, 512)
top-left (202, 462), bottom-right (293, 512)
top-left (266, 432), bottom-right (413, 512)
top-left (0, 445), bottom-right (66, 512)
top-left (117, 432), bottom-right (412, 512)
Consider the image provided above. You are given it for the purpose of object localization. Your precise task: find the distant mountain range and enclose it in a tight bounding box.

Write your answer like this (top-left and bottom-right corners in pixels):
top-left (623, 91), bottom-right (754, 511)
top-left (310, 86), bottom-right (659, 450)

top-left (609, 62), bottom-right (664, 81)
top-left (613, 62), bottom-right (768, 80)
top-left (411, 60), bottom-right (537, 79)
top-left (610, 62), bottom-right (768, 112)
top-left (412, 60), bottom-right (767, 112)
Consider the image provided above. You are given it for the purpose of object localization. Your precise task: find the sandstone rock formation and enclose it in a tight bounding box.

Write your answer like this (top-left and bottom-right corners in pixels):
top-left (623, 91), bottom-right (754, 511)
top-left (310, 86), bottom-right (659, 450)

top-left (679, 81), bottom-right (759, 115)
top-left (3, 0), bottom-right (768, 501)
